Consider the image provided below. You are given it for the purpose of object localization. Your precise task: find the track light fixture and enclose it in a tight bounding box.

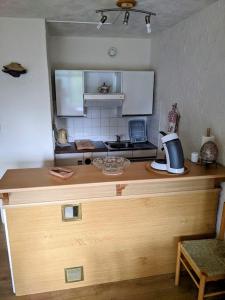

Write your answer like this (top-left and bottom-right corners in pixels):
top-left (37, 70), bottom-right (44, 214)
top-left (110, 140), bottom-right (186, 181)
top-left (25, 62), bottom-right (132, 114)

top-left (97, 14), bottom-right (107, 30)
top-left (96, 0), bottom-right (156, 33)
top-left (145, 15), bottom-right (151, 34)
top-left (123, 11), bottom-right (130, 25)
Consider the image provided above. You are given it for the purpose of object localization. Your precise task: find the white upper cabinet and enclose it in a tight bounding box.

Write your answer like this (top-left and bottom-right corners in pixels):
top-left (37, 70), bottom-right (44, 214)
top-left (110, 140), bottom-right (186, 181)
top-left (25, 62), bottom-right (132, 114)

top-left (55, 70), bottom-right (84, 116)
top-left (54, 70), bottom-right (154, 116)
top-left (122, 71), bottom-right (154, 115)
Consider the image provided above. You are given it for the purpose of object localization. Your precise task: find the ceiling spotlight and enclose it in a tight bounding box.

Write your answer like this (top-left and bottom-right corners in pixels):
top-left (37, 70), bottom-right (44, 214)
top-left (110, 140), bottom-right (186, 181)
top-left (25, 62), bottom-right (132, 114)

top-left (123, 11), bottom-right (130, 25)
top-left (96, 1), bottom-right (156, 34)
top-left (97, 14), bottom-right (107, 30)
top-left (145, 15), bottom-right (151, 34)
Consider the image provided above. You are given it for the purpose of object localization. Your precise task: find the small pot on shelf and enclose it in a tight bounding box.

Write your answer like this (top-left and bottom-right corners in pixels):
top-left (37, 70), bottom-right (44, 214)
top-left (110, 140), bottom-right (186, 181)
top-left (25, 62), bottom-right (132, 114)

top-left (98, 82), bottom-right (111, 94)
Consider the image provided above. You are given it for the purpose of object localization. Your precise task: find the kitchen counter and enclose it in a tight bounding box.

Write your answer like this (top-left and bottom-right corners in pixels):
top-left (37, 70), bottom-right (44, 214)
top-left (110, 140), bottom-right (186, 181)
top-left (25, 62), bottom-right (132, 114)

top-left (55, 141), bottom-right (107, 154)
top-left (1, 162), bottom-right (225, 296)
top-left (55, 141), bottom-right (157, 154)
top-left (1, 161), bottom-right (225, 193)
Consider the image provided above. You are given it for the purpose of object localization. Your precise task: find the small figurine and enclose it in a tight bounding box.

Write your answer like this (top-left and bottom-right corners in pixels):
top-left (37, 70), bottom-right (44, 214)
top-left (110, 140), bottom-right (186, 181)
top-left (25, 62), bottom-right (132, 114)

top-left (200, 141), bottom-right (218, 166)
top-left (98, 82), bottom-right (110, 94)
top-left (168, 103), bottom-right (180, 133)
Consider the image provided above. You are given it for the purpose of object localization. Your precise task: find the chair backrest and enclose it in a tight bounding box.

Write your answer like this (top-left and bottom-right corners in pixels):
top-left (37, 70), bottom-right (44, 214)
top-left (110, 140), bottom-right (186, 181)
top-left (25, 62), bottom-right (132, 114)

top-left (218, 202), bottom-right (225, 240)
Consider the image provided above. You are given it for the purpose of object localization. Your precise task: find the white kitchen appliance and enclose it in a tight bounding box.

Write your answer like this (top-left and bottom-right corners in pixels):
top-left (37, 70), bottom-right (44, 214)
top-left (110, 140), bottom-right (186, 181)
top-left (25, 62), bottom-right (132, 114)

top-left (151, 132), bottom-right (184, 174)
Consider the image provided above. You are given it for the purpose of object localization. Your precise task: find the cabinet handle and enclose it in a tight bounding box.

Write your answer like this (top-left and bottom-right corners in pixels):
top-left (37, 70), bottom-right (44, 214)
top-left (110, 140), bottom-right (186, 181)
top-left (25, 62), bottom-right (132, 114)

top-left (62, 204), bottom-right (82, 221)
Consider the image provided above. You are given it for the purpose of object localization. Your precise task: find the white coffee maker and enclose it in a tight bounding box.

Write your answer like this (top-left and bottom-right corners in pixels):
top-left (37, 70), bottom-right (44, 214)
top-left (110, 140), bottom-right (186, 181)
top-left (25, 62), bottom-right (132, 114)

top-left (151, 132), bottom-right (184, 174)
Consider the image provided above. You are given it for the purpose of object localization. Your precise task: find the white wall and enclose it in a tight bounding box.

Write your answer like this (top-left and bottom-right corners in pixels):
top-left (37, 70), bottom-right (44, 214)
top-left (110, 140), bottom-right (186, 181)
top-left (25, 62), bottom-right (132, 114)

top-left (150, 0), bottom-right (225, 164)
top-left (0, 18), bottom-right (54, 178)
top-left (150, 0), bottom-right (225, 233)
top-left (49, 36), bottom-right (151, 70)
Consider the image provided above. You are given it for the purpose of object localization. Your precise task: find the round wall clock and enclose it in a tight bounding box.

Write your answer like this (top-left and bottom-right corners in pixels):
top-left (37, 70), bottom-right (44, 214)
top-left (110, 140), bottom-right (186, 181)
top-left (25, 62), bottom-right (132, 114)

top-left (108, 47), bottom-right (118, 57)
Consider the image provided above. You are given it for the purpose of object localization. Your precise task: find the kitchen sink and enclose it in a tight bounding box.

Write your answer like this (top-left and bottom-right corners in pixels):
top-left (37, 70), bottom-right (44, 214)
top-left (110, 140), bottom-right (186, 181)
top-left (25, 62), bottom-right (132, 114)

top-left (104, 141), bottom-right (134, 150)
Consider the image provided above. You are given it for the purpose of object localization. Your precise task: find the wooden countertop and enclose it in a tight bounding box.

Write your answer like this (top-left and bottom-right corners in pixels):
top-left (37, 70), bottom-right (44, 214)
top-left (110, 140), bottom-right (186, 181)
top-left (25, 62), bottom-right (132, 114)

top-left (1, 161), bottom-right (225, 194)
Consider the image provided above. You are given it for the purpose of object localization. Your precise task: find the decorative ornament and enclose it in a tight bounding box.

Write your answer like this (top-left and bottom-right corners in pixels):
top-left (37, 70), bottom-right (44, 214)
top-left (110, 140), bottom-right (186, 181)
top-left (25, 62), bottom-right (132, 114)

top-left (108, 47), bottom-right (117, 57)
top-left (98, 82), bottom-right (111, 94)
top-left (200, 141), bottom-right (218, 166)
top-left (2, 62), bottom-right (27, 77)
top-left (168, 103), bottom-right (180, 133)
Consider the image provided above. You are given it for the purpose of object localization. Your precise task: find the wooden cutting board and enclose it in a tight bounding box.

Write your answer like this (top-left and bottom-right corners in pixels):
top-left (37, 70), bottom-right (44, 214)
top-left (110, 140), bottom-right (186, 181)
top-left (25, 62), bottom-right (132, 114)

top-left (75, 139), bottom-right (95, 150)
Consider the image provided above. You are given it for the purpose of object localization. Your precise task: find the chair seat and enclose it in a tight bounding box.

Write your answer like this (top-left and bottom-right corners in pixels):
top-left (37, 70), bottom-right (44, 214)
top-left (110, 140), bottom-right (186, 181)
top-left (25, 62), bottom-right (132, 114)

top-left (182, 239), bottom-right (225, 277)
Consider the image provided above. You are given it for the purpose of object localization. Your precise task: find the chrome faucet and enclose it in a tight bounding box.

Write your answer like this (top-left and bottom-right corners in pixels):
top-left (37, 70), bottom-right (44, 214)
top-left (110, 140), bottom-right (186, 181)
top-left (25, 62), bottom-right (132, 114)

top-left (116, 135), bottom-right (121, 142)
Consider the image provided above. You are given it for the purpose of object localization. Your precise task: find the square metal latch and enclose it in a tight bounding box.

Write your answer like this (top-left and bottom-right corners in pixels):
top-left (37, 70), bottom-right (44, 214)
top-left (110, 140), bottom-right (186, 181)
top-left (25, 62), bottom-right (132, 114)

top-left (62, 204), bottom-right (82, 221)
top-left (65, 266), bottom-right (84, 283)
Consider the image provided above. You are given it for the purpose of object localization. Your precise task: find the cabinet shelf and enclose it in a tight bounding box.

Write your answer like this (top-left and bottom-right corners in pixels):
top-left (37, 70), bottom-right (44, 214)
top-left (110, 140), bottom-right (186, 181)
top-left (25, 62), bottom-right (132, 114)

top-left (83, 93), bottom-right (124, 100)
top-left (84, 71), bottom-right (122, 94)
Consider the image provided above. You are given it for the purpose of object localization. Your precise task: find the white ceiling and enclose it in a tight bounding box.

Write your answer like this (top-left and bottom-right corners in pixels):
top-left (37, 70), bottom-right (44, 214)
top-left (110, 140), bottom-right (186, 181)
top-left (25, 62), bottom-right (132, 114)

top-left (0, 0), bottom-right (216, 38)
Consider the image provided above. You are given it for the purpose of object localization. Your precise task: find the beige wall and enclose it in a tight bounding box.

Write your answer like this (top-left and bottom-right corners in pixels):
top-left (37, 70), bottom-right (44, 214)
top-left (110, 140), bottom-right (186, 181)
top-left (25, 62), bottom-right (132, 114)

top-left (151, 0), bottom-right (225, 164)
top-left (49, 36), bottom-right (151, 70)
top-left (0, 18), bottom-right (54, 178)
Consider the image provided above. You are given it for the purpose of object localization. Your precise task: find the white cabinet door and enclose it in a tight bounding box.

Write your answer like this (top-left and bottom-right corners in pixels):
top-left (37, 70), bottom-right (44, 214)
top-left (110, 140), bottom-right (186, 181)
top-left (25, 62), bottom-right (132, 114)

top-left (122, 71), bottom-right (154, 115)
top-left (55, 70), bottom-right (84, 116)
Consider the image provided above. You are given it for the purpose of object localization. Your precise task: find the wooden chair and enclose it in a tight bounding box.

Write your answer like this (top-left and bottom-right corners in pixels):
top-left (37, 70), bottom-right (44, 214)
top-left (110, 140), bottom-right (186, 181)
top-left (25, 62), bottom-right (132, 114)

top-left (175, 202), bottom-right (225, 300)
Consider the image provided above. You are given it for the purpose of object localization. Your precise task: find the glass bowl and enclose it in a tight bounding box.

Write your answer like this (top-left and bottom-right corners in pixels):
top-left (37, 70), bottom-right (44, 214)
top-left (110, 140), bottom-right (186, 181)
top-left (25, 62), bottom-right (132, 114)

top-left (93, 157), bottom-right (130, 175)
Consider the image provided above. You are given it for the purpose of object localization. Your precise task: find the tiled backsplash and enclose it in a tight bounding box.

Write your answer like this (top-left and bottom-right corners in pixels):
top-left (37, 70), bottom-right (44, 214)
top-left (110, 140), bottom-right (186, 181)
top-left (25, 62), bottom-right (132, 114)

top-left (147, 114), bottom-right (159, 147)
top-left (56, 108), bottom-right (147, 142)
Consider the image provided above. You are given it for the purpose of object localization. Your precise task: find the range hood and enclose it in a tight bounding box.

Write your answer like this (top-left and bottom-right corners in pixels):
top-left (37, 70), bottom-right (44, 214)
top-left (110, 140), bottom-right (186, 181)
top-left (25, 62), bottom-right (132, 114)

top-left (84, 93), bottom-right (124, 108)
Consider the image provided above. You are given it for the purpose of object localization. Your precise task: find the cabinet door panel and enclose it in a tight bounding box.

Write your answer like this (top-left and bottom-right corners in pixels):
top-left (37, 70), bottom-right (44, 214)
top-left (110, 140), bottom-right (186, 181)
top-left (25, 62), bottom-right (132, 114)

top-left (122, 71), bottom-right (154, 115)
top-left (5, 189), bottom-right (218, 295)
top-left (55, 70), bottom-right (84, 116)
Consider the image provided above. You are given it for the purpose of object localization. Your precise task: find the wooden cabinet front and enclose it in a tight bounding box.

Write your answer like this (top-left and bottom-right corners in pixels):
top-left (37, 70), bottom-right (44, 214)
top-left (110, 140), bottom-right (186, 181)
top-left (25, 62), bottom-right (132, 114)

top-left (6, 189), bottom-right (219, 295)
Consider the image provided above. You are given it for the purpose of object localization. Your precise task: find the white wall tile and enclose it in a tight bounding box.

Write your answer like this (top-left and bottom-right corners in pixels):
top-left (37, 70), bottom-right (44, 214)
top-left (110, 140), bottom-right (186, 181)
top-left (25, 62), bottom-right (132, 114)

top-left (101, 127), bottom-right (109, 136)
top-left (91, 119), bottom-right (101, 128)
top-left (100, 108), bottom-right (111, 118)
top-left (83, 119), bottom-right (92, 128)
top-left (100, 118), bottom-right (109, 127)
top-left (74, 117), bottom-right (84, 128)
top-left (109, 127), bottom-right (118, 136)
top-left (86, 108), bottom-right (92, 118)
top-left (58, 108), bottom-right (150, 142)
top-left (110, 108), bottom-right (118, 118)
top-left (91, 108), bottom-right (101, 119)
top-left (109, 118), bottom-right (119, 127)
top-left (56, 117), bottom-right (67, 129)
